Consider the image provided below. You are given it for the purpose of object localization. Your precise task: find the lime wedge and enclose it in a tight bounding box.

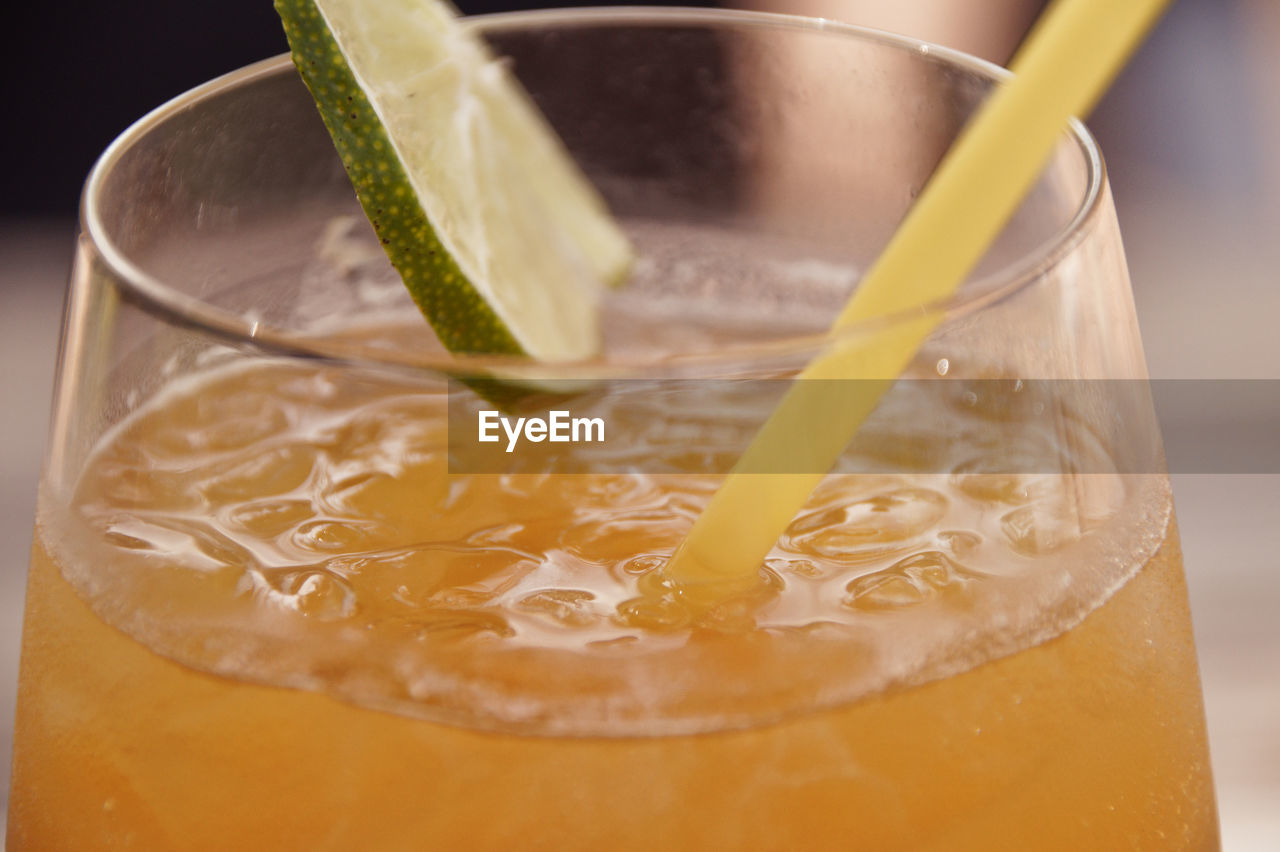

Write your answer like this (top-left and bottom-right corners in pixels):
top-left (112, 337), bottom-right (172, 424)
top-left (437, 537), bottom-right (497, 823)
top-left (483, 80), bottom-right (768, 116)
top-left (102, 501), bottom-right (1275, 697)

top-left (275, 0), bottom-right (631, 361)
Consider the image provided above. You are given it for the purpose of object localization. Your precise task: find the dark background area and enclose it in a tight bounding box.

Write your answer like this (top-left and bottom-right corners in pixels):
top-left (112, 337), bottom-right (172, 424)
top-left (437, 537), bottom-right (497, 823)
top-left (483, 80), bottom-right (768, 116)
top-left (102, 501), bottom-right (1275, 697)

top-left (4, 0), bottom-right (715, 218)
top-left (4, 0), bottom-right (1256, 220)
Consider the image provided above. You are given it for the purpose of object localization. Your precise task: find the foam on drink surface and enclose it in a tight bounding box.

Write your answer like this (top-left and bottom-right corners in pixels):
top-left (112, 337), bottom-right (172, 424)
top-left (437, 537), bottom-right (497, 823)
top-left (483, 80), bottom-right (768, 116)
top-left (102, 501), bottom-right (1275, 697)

top-left (44, 341), bottom-right (1171, 737)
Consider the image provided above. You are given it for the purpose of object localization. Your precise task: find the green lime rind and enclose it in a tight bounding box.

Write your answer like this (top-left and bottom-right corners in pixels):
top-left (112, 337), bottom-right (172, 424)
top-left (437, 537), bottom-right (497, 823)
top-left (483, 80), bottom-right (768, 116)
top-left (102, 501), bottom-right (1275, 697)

top-left (276, 0), bottom-right (524, 356)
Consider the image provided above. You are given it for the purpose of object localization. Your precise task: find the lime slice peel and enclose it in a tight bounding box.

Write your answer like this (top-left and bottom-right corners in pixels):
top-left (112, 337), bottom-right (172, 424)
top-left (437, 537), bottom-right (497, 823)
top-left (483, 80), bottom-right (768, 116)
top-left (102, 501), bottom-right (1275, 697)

top-left (275, 0), bottom-right (631, 361)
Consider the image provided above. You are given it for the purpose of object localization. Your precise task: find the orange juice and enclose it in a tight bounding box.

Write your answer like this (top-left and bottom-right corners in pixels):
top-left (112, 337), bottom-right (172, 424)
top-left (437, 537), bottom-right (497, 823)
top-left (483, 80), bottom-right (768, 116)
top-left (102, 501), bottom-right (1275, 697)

top-left (8, 356), bottom-right (1218, 850)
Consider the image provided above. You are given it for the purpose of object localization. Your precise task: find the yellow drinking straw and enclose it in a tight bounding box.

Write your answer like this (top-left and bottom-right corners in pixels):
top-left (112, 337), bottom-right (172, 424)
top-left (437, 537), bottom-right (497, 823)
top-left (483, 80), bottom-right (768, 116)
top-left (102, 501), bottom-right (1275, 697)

top-left (664, 0), bottom-right (1172, 585)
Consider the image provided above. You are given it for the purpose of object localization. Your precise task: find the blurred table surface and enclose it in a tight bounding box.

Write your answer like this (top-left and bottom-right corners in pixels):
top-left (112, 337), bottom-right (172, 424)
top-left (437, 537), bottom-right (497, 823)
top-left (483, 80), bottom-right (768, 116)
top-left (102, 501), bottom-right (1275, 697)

top-left (2, 1), bottom-right (1278, 847)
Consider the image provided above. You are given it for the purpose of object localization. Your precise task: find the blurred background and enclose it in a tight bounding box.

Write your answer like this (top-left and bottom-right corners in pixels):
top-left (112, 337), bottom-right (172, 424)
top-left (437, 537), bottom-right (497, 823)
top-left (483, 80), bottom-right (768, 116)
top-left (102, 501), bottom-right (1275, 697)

top-left (2, 0), bottom-right (1276, 846)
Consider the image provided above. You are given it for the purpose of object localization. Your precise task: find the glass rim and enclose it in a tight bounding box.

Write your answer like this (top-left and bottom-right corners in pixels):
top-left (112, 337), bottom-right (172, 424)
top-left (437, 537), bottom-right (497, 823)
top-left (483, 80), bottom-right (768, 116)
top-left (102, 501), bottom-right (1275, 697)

top-left (81, 5), bottom-right (1106, 380)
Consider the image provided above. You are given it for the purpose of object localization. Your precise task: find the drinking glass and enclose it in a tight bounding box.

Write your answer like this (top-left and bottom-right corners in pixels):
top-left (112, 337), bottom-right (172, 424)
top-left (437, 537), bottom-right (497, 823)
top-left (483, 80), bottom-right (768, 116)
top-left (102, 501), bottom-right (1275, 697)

top-left (8, 8), bottom-right (1217, 849)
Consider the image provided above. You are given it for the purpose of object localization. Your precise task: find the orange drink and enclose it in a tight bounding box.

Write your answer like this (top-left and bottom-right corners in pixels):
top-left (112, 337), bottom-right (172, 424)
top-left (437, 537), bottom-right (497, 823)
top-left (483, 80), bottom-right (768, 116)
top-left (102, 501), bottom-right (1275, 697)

top-left (13, 358), bottom-right (1217, 849)
top-left (7, 10), bottom-right (1218, 849)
